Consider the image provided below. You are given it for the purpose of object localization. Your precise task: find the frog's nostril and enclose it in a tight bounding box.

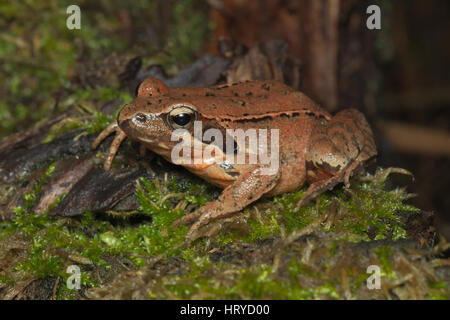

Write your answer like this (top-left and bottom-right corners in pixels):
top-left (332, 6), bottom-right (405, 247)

top-left (134, 113), bottom-right (147, 123)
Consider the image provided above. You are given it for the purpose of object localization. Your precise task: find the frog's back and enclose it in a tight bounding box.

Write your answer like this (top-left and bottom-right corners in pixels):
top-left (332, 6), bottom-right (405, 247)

top-left (168, 80), bottom-right (331, 121)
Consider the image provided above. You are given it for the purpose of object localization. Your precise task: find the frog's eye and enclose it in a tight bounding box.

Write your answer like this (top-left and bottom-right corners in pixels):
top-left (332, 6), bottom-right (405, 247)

top-left (167, 106), bottom-right (197, 129)
top-left (133, 113), bottom-right (147, 123)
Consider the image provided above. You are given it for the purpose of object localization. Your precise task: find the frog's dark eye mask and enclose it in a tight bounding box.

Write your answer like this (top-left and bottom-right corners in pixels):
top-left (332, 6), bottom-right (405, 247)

top-left (166, 105), bottom-right (198, 130)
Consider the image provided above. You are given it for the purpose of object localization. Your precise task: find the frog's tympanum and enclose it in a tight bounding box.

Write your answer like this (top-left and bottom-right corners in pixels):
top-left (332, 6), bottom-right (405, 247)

top-left (92, 78), bottom-right (377, 241)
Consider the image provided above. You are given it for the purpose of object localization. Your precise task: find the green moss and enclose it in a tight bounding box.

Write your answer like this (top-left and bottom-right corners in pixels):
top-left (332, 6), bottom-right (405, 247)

top-left (11, 163), bottom-right (57, 237)
top-left (0, 165), bottom-right (436, 299)
top-left (427, 281), bottom-right (449, 300)
top-left (148, 257), bottom-right (342, 299)
top-left (0, 274), bottom-right (14, 286)
top-left (216, 168), bottom-right (417, 247)
top-left (166, 0), bottom-right (212, 67)
top-left (1, 172), bottom-right (216, 298)
top-left (0, 1), bottom-right (211, 140)
top-left (14, 236), bottom-right (61, 278)
top-left (373, 246), bottom-right (397, 280)
top-left (42, 86), bottom-right (132, 143)
top-left (0, 1), bottom-right (126, 139)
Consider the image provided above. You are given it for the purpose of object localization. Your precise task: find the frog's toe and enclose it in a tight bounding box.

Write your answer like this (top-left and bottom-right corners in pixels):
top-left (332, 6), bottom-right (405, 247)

top-left (173, 201), bottom-right (218, 228)
top-left (294, 161), bottom-right (366, 211)
top-left (178, 204), bottom-right (230, 242)
top-left (91, 122), bottom-right (119, 150)
top-left (139, 144), bottom-right (147, 157)
top-left (185, 213), bottom-right (211, 243)
top-left (343, 161), bottom-right (364, 187)
top-left (294, 172), bottom-right (343, 212)
top-left (173, 209), bottom-right (202, 228)
top-left (102, 129), bottom-right (127, 170)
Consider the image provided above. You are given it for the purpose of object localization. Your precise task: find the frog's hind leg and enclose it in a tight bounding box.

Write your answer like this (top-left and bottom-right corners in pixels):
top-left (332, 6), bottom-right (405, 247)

top-left (294, 109), bottom-right (376, 211)
top-left (294, 161), bottom-right (364, 211)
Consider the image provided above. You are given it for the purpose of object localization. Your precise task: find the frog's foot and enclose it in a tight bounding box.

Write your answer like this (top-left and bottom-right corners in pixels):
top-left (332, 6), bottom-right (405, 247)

top-left (172, 206), bottom-right (203, 228)
top-left (91, 122), bottom-right (127, 170)
top-left (294, 161), bottom-right (364, 212)
top-left (174, 166), bottom-right (281, 243)
top-left (181, 203), bottom-right (233, 243)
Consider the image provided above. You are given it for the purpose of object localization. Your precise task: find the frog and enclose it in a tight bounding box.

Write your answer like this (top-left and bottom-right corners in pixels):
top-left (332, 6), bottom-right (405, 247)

top-left (91, 77), bottom-right (377, 242)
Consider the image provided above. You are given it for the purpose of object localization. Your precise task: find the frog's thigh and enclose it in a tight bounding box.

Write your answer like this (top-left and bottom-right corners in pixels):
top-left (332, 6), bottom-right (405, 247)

top-left (328, 109), bottom-right (376, 162)
top-left (297, 109), bottom-right (376, 210)
top-left (307, 109), bottom-right (375, 176)
top-left (306, 132), bottom-right (350, 178)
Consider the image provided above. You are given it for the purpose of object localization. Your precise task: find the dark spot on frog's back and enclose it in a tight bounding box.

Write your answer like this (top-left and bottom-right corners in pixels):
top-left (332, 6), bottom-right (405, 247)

top-left (232, 99), bottom-right (246, 107)
top-left (235, 116), bottom-right (272, 123)
top-left (261, 83), bottom-right (271, 91)
top-left (205, 91), bottom-right (215, 97)
top-left (245, 92), bottom-right (253, 96)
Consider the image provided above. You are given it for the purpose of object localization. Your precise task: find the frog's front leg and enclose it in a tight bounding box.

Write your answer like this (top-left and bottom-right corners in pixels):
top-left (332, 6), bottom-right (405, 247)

top-left (175, 166), bottom-right (281, 242)
top-left (295, 109), bottom-right (377, 211)
top-left (91, 122), bottom-right (127, 170)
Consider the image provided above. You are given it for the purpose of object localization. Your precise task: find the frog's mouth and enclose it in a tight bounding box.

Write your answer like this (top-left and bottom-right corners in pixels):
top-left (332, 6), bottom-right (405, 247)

top-left (119, 118), bottom-right (171, 151)
top-left (138, 137), bottom-right (171, 151)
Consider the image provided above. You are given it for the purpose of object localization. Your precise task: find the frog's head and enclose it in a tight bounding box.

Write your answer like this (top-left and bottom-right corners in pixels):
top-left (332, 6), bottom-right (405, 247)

top-left (117, 78), bottom-right (199, 156)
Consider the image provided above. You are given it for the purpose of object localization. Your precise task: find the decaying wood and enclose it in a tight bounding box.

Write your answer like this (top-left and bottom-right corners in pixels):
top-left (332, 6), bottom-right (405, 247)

top-left (298, 0), bottom-right (340, 111)
top-left (207, 0), bottom-right (376, 114)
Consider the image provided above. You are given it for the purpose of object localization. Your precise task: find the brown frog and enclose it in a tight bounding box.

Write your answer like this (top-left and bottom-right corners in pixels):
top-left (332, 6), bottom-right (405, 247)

top-left (92, 78), bottom-right (377, 241)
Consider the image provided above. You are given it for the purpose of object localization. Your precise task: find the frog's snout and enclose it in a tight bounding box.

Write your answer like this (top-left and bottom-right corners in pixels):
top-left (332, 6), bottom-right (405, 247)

top-left (120, 112), bottom-right (149, 128)
top-left (118, 110), bottom-right (158, 140)
top-left (116, 104), bottom-right (130, 125)
top-left (118, 118), bottom-right (131, 132)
